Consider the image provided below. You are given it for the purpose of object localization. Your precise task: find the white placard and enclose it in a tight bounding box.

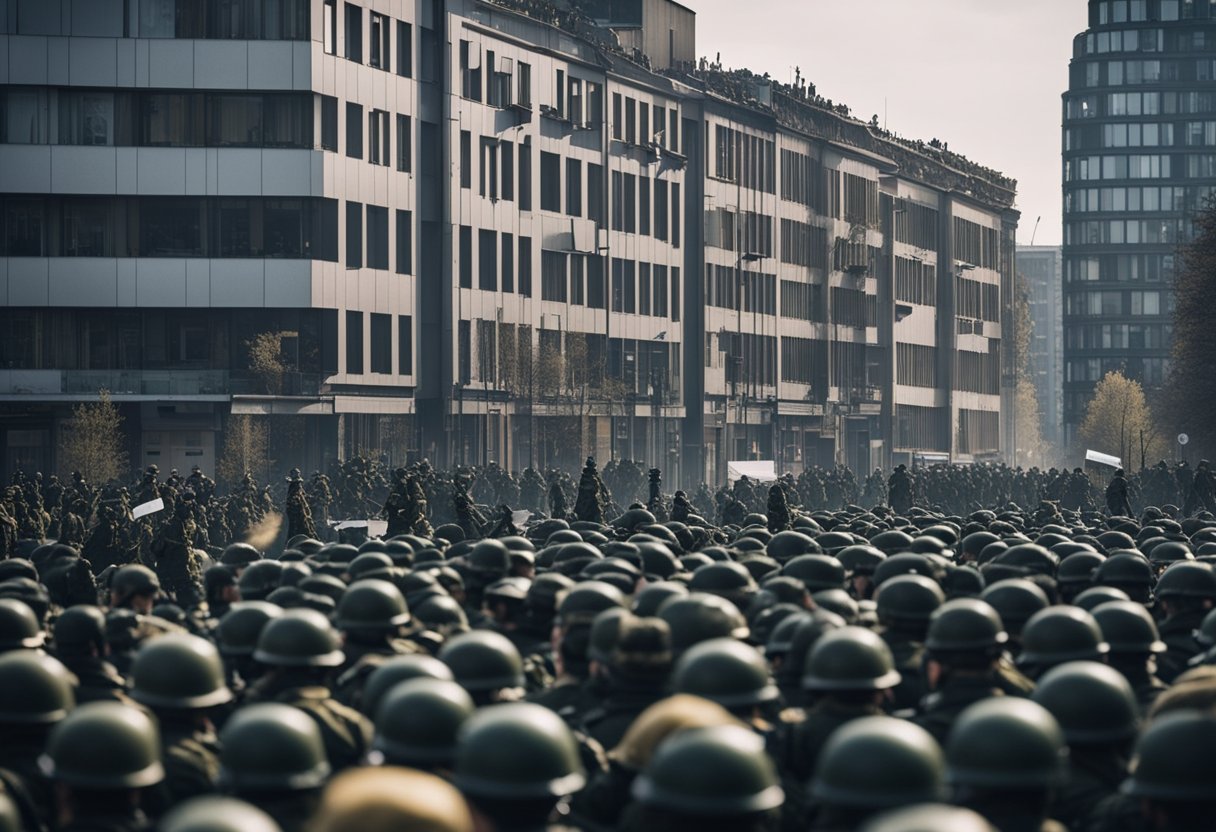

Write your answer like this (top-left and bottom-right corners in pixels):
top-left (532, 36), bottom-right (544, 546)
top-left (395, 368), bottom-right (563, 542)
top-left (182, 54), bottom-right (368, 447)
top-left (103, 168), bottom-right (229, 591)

top-left (132, 498), bottom-right (165, 519)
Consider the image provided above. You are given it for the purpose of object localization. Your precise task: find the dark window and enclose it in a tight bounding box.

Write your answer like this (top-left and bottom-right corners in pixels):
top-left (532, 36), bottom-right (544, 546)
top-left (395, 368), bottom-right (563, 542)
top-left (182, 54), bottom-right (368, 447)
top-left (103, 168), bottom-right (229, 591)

top-left (396, 114), bottom-right (411, 171)
top-left (501, 139), bottom-right (515, 201)
top-left (624, 174), bottom-right (636, 233)
top-left (370, 312), bottom-right (392, 373)
top-left (458, 319), bottom-right (471, 383)
top-left (588, 164), bottom-right (604, 225)
top-left (5, 198), bottom-right (46, 256)
top-left (639, 263), bottom-right (652, 315)
top-left (501, 233), bottom-right (515, 293)
top-left (460, 130), bottom-right (471, 189)
top-left (346, 201), bottom-right (362, 268)
top-left (398, 315), bottom-right (413, 375)
top-left (671, 267), bottom-right (681, 321)
top-left (459, 225), bottom-right (472, 288)
top-left (459, 40), bottom-right (482, 101)
top-left (519, 236), bottom-right (533, 296)
top-left (612, 171), bottom-right (623, 231)
top-left (141, 198), bottom-right (203, 256)
top-left (346, 310), bottom-right (363, 374)
top-left (397, 21), bottom-right (412, 77)
top-left (519, 141), bottom-right (532, 210)
top-left (346, 102), bottom-right (363, 159)
top-left (313, 198), bottom-right (339, 262)
top-left (612, 93), bottom-right (622, 140)
top-left (623, 260), bottom-right (636, 312)
top-left (369, 12), bottom-right (390, 70)
top-left (639, 175), bottom-right (651, 235)
top-left (571, 255), bottom-right (585, 305)
top-left (540, 152), bottom-right (561, 212)
top-left (141, 92), bottom-right (204, 146)
top-left (566, 158), bottom-right (582, 217)
top-left (366, 205), bottom-right (388, 269)
top-left (587, 255), bottom-right (605, 309)
top-left (419, 24), bottom-right (437, 82)
top-left (542, 251), bottom-right (567, 302)
top-left (672, 183), bottom-right (681, 248)
top-left (480, 137), bottom-right (498, 199)
top-left (368, 109), bottom-right (389, 165)
top-left (344, 3), bottom-right (362, 63)
top-left (479, 229), bottom-right (497, 291)
top-left (654, 180), bottom-right (668, 241)
top-left (395, 209), bottom-right (412, 274)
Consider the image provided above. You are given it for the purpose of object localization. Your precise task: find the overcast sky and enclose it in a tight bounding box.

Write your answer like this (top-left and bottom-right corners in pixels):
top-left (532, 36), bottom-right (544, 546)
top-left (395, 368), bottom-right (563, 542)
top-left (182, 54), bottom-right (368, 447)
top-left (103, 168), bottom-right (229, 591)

top-left (684, 0), bottom-right (1088, 246)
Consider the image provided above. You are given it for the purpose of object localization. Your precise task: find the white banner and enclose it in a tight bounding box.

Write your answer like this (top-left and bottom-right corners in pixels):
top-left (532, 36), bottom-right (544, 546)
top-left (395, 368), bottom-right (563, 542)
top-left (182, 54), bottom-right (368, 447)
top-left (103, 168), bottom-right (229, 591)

top-left (727, 460), bottom-right (777, 484)
top-left (132, 498), bottom-right (165, 519)
top-left (1085, 450), bottom-right (1122, 469)
top-left (512, 509), bottom-right (532, 527)
top-left (331, 519), bottom-right (389, 537)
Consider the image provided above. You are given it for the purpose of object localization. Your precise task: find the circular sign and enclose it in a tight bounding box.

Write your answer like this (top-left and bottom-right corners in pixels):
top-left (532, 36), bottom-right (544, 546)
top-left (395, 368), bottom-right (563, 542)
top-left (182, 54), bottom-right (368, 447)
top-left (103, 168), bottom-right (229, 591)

top-left (1179, 433), bottom-right (1190, 446)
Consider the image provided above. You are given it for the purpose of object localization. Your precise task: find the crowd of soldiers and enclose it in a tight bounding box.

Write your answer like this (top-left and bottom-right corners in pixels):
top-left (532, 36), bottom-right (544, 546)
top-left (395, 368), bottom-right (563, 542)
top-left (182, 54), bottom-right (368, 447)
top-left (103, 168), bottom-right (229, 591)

top-left (2, 452), bottom-right (1216, 831)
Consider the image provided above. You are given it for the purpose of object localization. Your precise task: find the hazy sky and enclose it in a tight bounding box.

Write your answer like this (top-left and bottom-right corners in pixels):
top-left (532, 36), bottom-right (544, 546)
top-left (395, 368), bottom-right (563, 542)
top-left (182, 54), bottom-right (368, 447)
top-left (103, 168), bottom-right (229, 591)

top-left (684, 0), bottom-right (1088, 246)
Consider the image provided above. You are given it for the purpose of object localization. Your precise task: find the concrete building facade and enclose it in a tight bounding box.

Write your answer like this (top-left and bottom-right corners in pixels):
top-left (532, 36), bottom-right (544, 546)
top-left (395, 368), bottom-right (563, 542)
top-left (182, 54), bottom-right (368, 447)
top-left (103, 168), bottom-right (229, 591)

top-left (1018, 245), bottom-right (1063, 449)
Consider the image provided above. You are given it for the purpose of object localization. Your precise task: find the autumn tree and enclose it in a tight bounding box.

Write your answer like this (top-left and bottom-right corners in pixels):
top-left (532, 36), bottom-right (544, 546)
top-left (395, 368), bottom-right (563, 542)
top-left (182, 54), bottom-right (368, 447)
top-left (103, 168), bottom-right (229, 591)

top-left (1014, 377), bottom-right (1048, 468)
top-left (216, 414), bottom-right (270, 490)
top-left (1079, 371), bottom-right (1165, 469)
top-left (60, 390), bottom-right (128, 484)
top-left (1165, 197), bottom-right (1216, 458)
top-left (246, 331), bottom-right (291, 395)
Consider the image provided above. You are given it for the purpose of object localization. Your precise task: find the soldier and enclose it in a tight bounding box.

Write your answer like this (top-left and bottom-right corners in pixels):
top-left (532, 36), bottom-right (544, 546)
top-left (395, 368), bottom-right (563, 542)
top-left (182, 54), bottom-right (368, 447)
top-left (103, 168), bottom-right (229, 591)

top-left (766, 484), bottom-right (793, 533)
top-left (284, 469), bottom-right (316, 541)
top-left (579, 616), bottom-right (673, 750)
top-left (574, 457), bottom-right (607, 524)
top-left (109, 564), bottom-right (162, 615)
top-left (1118, 710), bottom-right (1216, 831)
top-left (331, 580), bottom-right (422, 709)
top-left (440, 630), bottom-right (528, 708)
top-left (150, 492), bottom-right (202, 610)
top-left (158, 797), bottom-right (282, 832)
top-left (307, 471), bottom-right (333, 532)
top-left (52, 605), bottom-right (132, 705)
top-left (1153, 561), bottom-right (1216, 683)
top-left (367, 677), bottom-right (474, 773)
top-left (0, 652), bottom-right (76, 830)
top-left (1092, 600), bottom-right (1169, 715)
top-left (887, 465), bottom-right (913, 515)
top-left (1191, 459), bottom-right (1216, 514)
top-left (1105, 468), bottom-right (1132, 517)
top-left (309, 767), bottom-right (473, 832)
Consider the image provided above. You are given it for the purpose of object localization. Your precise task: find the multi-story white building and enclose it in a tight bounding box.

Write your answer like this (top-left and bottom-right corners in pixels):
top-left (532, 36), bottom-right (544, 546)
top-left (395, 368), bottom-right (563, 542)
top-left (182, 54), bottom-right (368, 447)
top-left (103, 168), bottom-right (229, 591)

top-left (1018, 245), bottom-right (1063, 449)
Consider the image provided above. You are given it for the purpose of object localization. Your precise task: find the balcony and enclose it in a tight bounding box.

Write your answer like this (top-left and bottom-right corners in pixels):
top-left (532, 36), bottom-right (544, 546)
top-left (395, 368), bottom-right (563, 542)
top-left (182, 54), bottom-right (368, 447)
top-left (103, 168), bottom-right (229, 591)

top-left (0, 370), bottom-right (323, 398)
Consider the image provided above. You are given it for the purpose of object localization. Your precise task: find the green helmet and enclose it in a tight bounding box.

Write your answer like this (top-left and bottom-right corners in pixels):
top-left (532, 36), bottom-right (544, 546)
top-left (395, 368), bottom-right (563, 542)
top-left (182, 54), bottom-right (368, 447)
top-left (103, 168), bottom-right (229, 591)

top-left (1092, 600), bottom-right (1166, 654)
top-left (1074, 585), bottom-right (1132, 612)
top-left (372, 677), bottom-right (474, 766)
top-left (1197, 607), bottom-right (1216, 648)
top-left (216, 601), bottom-right (284, 657)
top-left (348, 552), bottom-right (394, 581)
top-left (836, 544), bottom-right (887, 575)
top-left (672, 638), bottom-right (778, 708)
top-left (876, 574), bottom-right (945, 628)
top-left (632, 581), bottom-right (689, 617)
top-left (159, 797), bottom-right (281, 832)
top-left (131, 633), bottom-right (233, 710)
top-left (39, 702), bottom-right (165, 788)
top-left (945, 698), bottom-right (1067, 789)
top-left (924, 598), bottom-right (1007, 655)
top-left (1056, 551), bottom-right (1105, 588)
top-left (0, 597), bottom-right (45, 650)
top-left (253, 609), bottom-right (345, 668)
top-left (1155, 561), bottom-right (1216, 599)
top-left (0, 651), bottom-right (75, 723)
top-left (1094, 553), bottom-right (1154, 595)
top-left (218, 703), bottom-right (330, 792)
top-left (335, 580), bottom-right (411, 631)
top-left (801, 626), bottom-right (902, 692)
top-left (978, 579), bottom-right (1049, 636)
top-left (766, 530), bottom-right (820, 561)
top-left (219, 543), bottom-right (263, 568)
top-left (468, 539), bottom-right (512, 575)
top-left (858, 804), bottom-right (997, 832)
top-left (811, 716), bottom-right (945, 809)
top-left (110, 564), bottom-right (160, 602)
top-left (52, 604), bottom-right (106, 654)
top-left (782, 555), bottom-right (846, 592)
top-left (658, 593), bottom-right (750, 654)
top-left (360, 654), bottom-right (456, 718)
top-left (631, 725), bottom-right (783, 814)
top-left (810, 589), bottom-right (859, 623)
top-left (1017, 606), bottom-right (1109, 669)
top-left (438, 631), bottom-right (525, 693)
top-left (453, 702), bottom-right (585, 799)
top-left (1031, 661), bottom-right (1139, 745)
top-left (237, 561), bottom-right (285, 602)
top-left (556, 581), bottom-right (627, 627)
top-left (1121, 710), bottom-right (1216, 800)
top-left (1148, 540), bottom-right (1193, 568)
top-left (588, 607), bottom-right (633, 664)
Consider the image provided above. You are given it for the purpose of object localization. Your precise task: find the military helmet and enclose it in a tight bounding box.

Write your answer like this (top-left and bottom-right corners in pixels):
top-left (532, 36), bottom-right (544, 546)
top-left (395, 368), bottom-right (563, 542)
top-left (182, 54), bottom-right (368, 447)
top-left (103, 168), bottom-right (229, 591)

top-left (801, 626), bottom-right (901, 691)
top-left (631, 725), bottom-right (783, 814)
top-left (39, 702), bottom-right (165, 788)
top-left (372, 678), bottom-right (475, 766)
top-left (158, 797), bottom-right (281, 832)
top-left (1056, 551), bottom-right (1105, 587)
top-left (414, 595), bottom-right (469, 632)
top-left (237, 560), bottom-right (285, 601)
top-left (467, 539), bottom-right (512, 575)
top-left (52, 604), bottom-right (106, 653)
top-left (1018, 606), bottom-right (1109, 668)
top-left (309, 768), bottom-right (474, 832)
top-left (672, 638), bottom-right (778, 708)
top-left (978, 579), bottom-right (1049, 636)
top-left (556, 581), bottom-right (627, 627)
top-left (811, 716), bottom-right (944, 809)
top-left (0, 597), bottom-right (45, 650)
top-left (766, 530), bottom-right (820, 561)
top-left (811, 589), bottom-right (859, 623)
top-left (632, 581), bottom-right (689, 617)
top-left (836, 544), bottom-right (887, 575)
top-left (1155, 560), bottom-right (1216, 599)
top-left (1031, 661), bottom-right (1139, 744)
top-left (131, 633), bottom-right (233, 710)
top-left (1092, 600), bottom-right (1166, 654)
top-left (253, 608), bottom-right (345, 668)
top-left (335, 580), bottom-right (411, 631)
top-left (876, 574), bottom-right (945, 627)
top-left (1121, 710), bottom-right (1216, 800)
top-left (1094, 552), bottom-right (1154, 591)
top-left (858, 804), bottom-right (997, 832)
top-left (995, 544), bottom-right (1057, 577)
top-left (1074, 585), bottom-right (1132, 612)
top-left (360, 654), bottom-right (456, 718)
top-left (1196, 606), bottom-right (1216, 648)
top-left (216, 601), bottom-right (283, 657)
top-left (924, 598), bottom-right (1007, 654)
top-left (961, 532), bottom-right (1002, 561)
top-left (658, 593), bottom-right (750, 654)
top-left (438, 630), bottom-right (525, 693)
top-left (111, 564), bottom-right (160, 601)
top-left (868, 531), bottom-right (914, 556)
top-left (782, 555), bottom-right (846, 592)
top-left (219, 543), bottom-right (262, 567)
top-left (218, 703), bottom-right (330, 792)
top-left (453, 702), bottom-right (585, 799)
top-left (1147, 540), bottom-right (1193, 568)
top-left (525, 572), bottom-right (576, 614)
top-left (688, 562), bottom-right (758, 603)
top-left (587, 607), bottom-right (633, 665)
top-left (0, 651), bottom-right (75, 724)
top-left (945, 698), bottom-right (1067, 789)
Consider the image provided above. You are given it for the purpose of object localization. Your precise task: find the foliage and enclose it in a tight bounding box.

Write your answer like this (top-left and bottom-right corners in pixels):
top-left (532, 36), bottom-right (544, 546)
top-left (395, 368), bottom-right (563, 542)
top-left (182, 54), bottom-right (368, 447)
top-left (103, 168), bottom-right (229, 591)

top-left (1014, 377), bottom-right (1048, 468)
top-left (1079, 371), bottom-right (1165, 469)
top-left (216, 414), bottom-right (270, 490)
top-left (246, 331), bottom-right (290, 395)
top-left (1164, 197), bottom-right (1216, 458)
top-left (59, 390), bottom-right (128, 485)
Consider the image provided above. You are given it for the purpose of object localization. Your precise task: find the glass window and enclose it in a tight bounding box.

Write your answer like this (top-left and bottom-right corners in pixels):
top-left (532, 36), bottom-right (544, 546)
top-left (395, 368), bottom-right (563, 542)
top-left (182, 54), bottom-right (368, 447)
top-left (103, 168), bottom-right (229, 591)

top-left (366, 205), bottom-right (388, 269)
top-left (141, 199), bottom-right (203, 257)
top-left (396, 114), bottom-right (411, 171)
top-left (346, 201), bottom-right (362, 268)
top-left (369, 12), bottom-right (390, 70)
top-left (345, 3), bottom-right (363, 63)
top-left (398, 315), bottom-right (413, 376)
top-left (209, 95), bottom-right (262, 146)
top-left (397, 21), bottom-right (412, 77)
top-left (142, 93), bottom-right (203, 146)
top-left (4, 198), bottom-right (46, 256)
top-left (58, 91), bottom-right (116, 146)
top-left (370, 313), bottom-right (391, 373)
top-left (62, 199), bottom-right (113, 256)
top-left (346, 310), bottom-right (363, 374)
top-left (395, 209), bottom-right (412, 275)
top-left (346, 102), bottom-right (363, 159)
top-left (264, 199), bottom-right (306, 258)
top-left (320, 95), bottom-right (338, 151)
top-left (479, 229), bottom-right (497, 291)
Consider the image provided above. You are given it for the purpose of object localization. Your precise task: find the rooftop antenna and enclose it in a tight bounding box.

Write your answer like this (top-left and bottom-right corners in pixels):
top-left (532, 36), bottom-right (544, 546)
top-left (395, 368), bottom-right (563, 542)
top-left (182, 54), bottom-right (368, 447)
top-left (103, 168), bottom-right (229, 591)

top-left (1030, 215), bottom-right (1041, 246)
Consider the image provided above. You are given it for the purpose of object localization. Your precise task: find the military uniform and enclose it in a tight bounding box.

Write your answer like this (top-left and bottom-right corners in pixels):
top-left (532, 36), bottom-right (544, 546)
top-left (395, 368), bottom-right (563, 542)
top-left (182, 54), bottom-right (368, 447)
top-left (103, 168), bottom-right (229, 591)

top-left (912, 674), bottom-right (1005, 745)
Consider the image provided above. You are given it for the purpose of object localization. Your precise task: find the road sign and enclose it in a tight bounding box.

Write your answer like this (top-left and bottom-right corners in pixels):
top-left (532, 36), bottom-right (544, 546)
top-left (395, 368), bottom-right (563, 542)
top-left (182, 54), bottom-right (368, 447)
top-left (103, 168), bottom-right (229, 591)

top-left (1179, 433), bottom-right (1190, 446)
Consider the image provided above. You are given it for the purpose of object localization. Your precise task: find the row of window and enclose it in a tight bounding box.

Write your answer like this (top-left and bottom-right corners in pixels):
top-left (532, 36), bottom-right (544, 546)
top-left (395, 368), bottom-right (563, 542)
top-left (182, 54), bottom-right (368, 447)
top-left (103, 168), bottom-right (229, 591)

top-left (326, 1), bottom-right (412, 77)
top-left (955, 277), bottom-right (1001, 323)
top-left (957, 409), bottom-right (1001, 455)
top-left (894, 201), bottom-right (940, 250)
top-left (1063, 289), bottom-right (1169, 316)
top-left (1066, 122), bottom-right (1174, 150)
top-left (1066, 357), bottom-right (1168, 386)
top-left (705, 264), bottom-right (777, 315)
top-left (1094, 0), bottom-right (1197, 24)
top-left (1065, 153), bottom-right (1173, 181)
top-left (780, 336), bottom-right (828, 385)
top-left (1065, 218), bottom-right (1189, 245)
top-left (712, 125), bottom-right (776, 193)
top-left (705, 209), bottom-right (773, 256)
top-left (953, 218), bottom-right (1001, 271)
top-left (897, 343), bottom-right (938, 388)
top-left (1081, 26), bottom-right (1215, 56)
top-left (1064, 184), bottom-right (1213, 213)
top-left (613, 93), bottom-right (681, 153)
top-left (343, 202), bottom-right (412, 274)
top-left (609, 259), bottom-right (681, 319)
top-left (1067, 91), bottom-right (1216, 119)
top-left (955, 348), bottom-right (1001, 396)
top-left (1065, 322), bottom-right (1171, 350)
top-left (779, 149), bottom-right (828, 212)
top-left (459, 40), bottom-right (537, 112)
top-left (895, 404), bottom-right (949, 452)
top-left (1064, 253), bottom-right (1175, 283)
top-left (2, 0), bottom-right (311, 40)
top-left (344, 310), bottom-right (412, 377)
top-left (895, 257), bottom-right (937, 306)
top-left (779, 219), bottom-right (830, 269)
top-left (716, 332), bottom-right (778, 387)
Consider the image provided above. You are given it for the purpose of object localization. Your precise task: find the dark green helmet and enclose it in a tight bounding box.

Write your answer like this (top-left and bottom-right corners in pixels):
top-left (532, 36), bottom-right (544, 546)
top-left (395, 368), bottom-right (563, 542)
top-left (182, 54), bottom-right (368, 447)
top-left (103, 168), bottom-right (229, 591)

top-left (525, 572), bottom-right (576, 615)
top-left (0, 651), bottom-right (75, 723)
top-left (453, 702), bottom-right (585, 799)
top-left (110, 564), bottom-right (160, 602)
top-left (688, 562), bottom-right (758, 604)
top-left (632, 581), bottom-right (689, 617)
top-left (631, 725), bottom-right (783, 814)
top-left (1018, 606), bottom-right (1109, 669)
top-left (876, 574), bottom-right (945, 627)
top-left (253, 608), bottom-right (345, 668)
top-left (994, 544), bottom-right (1057, 577)
top-left (219, 543), bottom-right (262, 567)
top-left (810, 588), bottom-right (859, 623)
top-left (945, 698), bottom-right (1067, 789)
top-left (672, 638), bottom-right (778, 708)
top-left (924, 598), bottom-right (1007, 654)
top-left (159, 797), bottom-right (281, 832)
top-left (52, 604), bottom-right (106, 653)
top-left (1092, 600), bottom-right (1166, 654)
top-left (219, 703), bottom-right (330, 792)
top-left (438, 631), bottom-right (524, 693)
top-left (588, 607), bottom-right (633, 664)
top-left (131, 633), bottom-right (233, 710)
top-left (39, 702), bottom-right (164, 788)
top-left (372, 677), bottom-right (474, 767)
top-left (0, 597), bottom-right (44, 650)
top-left (360, 654), bottom-right (456, 718)
top-left (1057, 551), bottom-right (1105, 587)
top-left (1148, 540), bottom-right (1193, 568)
top-left (216, 601), bottom-right (283, 657)
top-left (335, 579), bottom-right (411, 631)
top-left (978, 579), bottom-right (1049, 636)
top-left (858, 804), bottom-right (997, 832)
top-left (1121, 710), bottom-right (1216, 800)
top-left (766, 530), bottom-right (820, 561)
top-left (414, 595), bottom-right (469, 632)
top-left (348, 552), bottom-right (394, 581)
top-left (811, 716), bottom-right (945, 809)
top-left (1031, 661), bottom-right (1139, 745)
top-left (238, 560), bottom-right (285, 601)
top-left (1197, 607), bottom-right (1216, 648)
top-left (869, 531), bottom-right (914, 556)
top-left (468, 539), bottom-right (511, 575)
top-left (1094, 553), bottom-right (1154, 592)
top-left (1155, 561), bottom-right (1216, 599)
top-left (961, 532), bottom-right (1002, 561)
top-left (782, 555), bottom-right (846, 592)
top-left (1074, 585), bottom-right (1132, 612)
top-left (556, 581), bottom-right (627, 627)
top-left (836, 544), bottom-right (887, 575)
top-left (658, 593), bottom-right (749, 654)
top-left (802, 626), bottom-right (901, 691)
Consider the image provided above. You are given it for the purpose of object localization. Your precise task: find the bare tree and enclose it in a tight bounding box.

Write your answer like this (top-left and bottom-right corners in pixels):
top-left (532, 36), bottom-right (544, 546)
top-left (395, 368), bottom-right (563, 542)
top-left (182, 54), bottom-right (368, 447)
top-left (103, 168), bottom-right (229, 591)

top-left (60, 390), bottom-right (128, 485)
top-left (216, 414), bottom-right (270, 490)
